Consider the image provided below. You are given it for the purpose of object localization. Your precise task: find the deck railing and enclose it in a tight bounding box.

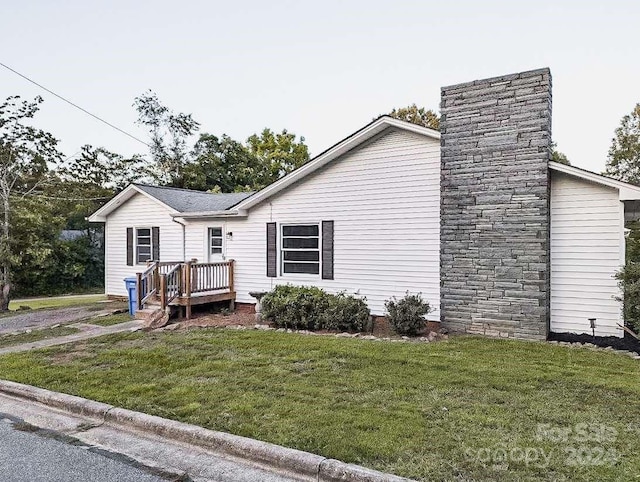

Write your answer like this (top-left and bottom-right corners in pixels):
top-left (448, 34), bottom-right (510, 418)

top-left (137, 260), bottom-right (235, 311)
top-left (160, 263), bottom-right (182, 308)
top-left (137, 262), bottom-right (159, 309)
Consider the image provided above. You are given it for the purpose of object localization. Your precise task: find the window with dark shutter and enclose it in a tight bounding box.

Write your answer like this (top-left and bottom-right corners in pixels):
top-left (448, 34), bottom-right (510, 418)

top-left (322, 220), bottom-right (334, 280)
top-left (266, 222), bottom-right (277, 277)
top-left (281, 224), bottom-right (320, 275)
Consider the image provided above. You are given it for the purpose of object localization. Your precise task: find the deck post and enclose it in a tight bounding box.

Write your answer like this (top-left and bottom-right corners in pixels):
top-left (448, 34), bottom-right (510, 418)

top-left (136, 272), bottom-right (143, 309)
top-left (153, 262), bottom-right (160, 295)
top-left (160, 274), bottom-right (167, 310)
top-left (228, 260), bottom-right (235, 311)
top-left (184, 261), bottom-right (192, 319)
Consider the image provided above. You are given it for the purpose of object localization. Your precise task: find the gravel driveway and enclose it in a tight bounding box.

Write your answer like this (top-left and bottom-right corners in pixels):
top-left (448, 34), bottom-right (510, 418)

top-left (0, 306), bottom-right (115, 335)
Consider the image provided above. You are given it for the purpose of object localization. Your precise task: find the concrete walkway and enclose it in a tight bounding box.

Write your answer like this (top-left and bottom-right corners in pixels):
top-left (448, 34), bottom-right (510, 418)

top-left (0, 320), bottom-right (144, 355)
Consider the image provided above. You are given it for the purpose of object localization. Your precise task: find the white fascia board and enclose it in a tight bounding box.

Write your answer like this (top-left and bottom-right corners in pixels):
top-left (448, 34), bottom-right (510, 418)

top-left (87, 184), bottom-right (180, 222)
top-left (549, 161), bottom-right (640, 201)
top-left (173, 210), bottom-right (247, 220)
top-left (234, 116), bottom-right (440, 211)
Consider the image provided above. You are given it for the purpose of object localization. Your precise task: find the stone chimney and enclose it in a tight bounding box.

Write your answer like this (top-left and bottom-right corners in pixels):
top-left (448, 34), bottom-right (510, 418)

top-left (439, 68), bottom-right (552, 340)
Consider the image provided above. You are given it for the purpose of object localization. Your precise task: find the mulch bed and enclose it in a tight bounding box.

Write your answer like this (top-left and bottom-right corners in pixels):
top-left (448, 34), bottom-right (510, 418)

top-left (549, 331), bottom-right (640, 355)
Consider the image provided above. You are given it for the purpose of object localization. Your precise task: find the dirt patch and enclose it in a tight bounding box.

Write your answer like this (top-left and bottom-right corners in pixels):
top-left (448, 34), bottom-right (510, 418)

top-left (164, 311), bottom-right (256, 331)
top-left (549, 331), bottom-right (640, 355)
top-left (49, 347), bottom-right (93, 365)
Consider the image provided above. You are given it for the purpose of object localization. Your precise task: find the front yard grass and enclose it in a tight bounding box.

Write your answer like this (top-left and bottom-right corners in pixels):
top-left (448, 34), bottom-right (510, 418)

top-left (0, 326), bottom-right (80, 348)
top-left (0, 330), bottom-right (637, 481)
top-left (8, 294), bottom-right (107, 311)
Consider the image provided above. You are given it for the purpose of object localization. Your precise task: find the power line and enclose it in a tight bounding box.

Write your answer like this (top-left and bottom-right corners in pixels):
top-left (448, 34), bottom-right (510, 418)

top-left (0, 62), bottom-right (150, 148)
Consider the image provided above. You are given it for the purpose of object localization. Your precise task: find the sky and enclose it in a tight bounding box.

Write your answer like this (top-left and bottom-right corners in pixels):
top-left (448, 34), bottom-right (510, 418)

top-left (2, 0), bottom-right (639, 173)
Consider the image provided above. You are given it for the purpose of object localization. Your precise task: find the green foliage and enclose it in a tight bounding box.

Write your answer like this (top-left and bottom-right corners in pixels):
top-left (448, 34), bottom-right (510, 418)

top-left (134, 90), bottom-right (200, 184)
top-left (0, 95), bottom-right (64, 307)
top-left (386, 104), bottom-right (440, 130)
top-left (605, 103), bottom-right (640, 184)
top-left (384, 292), bottom-right (432, 336)
top-left (615, 220), bottom-right (640, 333)
top-left (320, 292), bottom-right (370, 332)
top-left (550, 142), bottom-right (570, 165)
top-left (615, 262), bottom-right (640, 333)
top-left (261, 285), bottom-right (370, 331)
top-left (246, 128), bottom-right (309, 188)
top-left (178, 133), bottom-right (258, 192)
top-left (134, 92), bottom-right (309, 192)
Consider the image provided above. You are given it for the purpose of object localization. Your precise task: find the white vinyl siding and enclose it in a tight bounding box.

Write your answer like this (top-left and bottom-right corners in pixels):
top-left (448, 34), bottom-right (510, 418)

top-left (183, 128), bottom-right (441, 317)
top-left (550, 171), bottom-right (624, 337)
top-left (104, 194), bottom-right (183, 297)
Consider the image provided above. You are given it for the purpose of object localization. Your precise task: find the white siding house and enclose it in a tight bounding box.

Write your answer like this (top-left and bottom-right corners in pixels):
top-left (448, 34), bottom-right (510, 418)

top-left (89, 118), bottom-right (640, 337)
top-left (184, 128), bottom-right (441, 316)
top-left (104, 192), bottom-right (184, 296)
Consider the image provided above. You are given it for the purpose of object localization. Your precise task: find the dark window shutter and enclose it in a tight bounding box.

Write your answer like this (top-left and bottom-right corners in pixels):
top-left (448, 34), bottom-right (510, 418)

top-left (322, 220), bottom-right (334, 280)
top-left (266, 222), bottom-right (277, 277)
top-left (152, 227), bottom-right (160, 261)
top-left (126, 228), bottom-right (133, 266)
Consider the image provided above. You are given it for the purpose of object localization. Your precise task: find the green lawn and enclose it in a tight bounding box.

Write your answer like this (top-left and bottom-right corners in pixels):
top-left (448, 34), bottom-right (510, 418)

top-left (85, 313), bottom-right (132, 327)
top-left (0, 326), bottom-right (80, 348)
top-left (0, 331), bottom-right (637, 481)
top-left (8, 294), bottom-right (107, 311)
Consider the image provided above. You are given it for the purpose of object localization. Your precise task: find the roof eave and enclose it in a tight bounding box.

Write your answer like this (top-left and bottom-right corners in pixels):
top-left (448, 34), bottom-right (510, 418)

top-left (549, 161), bottom-right (640, 201)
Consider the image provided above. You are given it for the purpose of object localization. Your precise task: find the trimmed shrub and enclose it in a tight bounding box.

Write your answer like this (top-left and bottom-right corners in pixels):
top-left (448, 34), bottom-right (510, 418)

top-left (321, 292), bottom-right (370, 332)
top-left (384, 292), bottom-right (432, 336)
top-left (616, 262), bottom-right (640, 333)
top-left (260, 285), bottom-right (370, 331)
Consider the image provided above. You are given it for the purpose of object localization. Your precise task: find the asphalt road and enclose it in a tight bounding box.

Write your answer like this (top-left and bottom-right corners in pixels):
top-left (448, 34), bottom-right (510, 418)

top-left (0, 417), bottom-right (171, 482)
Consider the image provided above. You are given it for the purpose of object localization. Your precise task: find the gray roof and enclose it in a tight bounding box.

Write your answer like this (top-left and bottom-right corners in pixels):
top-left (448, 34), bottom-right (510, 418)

top-left (134, 184), bottom-right (254, 213)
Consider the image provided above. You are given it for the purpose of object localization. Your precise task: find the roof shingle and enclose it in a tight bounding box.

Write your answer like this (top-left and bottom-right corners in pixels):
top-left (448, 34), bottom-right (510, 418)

top-left (134, 184), bottom-right (254, 213)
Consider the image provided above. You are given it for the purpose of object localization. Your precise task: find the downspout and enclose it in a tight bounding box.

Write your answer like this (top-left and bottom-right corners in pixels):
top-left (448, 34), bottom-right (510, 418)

top-left (172, 217), bottom-right (187, 261)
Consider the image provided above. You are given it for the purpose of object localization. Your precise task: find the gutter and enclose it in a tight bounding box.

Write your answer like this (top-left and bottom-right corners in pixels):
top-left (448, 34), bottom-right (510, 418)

top-left (174, 209), bottom-right (248, 219)
top-left (171, 217), bottom-right (187, 260)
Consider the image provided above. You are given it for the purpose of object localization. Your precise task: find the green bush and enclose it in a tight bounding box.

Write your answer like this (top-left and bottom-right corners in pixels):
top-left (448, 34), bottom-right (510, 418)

top-left (261, 285), bottom-right (370, 332)
top-left (616, 262), bottom-right (640, 333)
top-left (384, 292), bottom-right (432, 336)
top-left (321, 292), bottom-right (370, 332)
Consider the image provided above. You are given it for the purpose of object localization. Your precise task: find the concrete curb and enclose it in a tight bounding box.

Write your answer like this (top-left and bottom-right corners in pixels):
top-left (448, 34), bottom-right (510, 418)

top-left (0, 380), bottom-right (413, 482)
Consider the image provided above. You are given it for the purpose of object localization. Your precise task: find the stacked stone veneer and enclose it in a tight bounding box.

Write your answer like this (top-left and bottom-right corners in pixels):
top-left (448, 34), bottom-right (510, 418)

top-left (440, 68), bottom-right (552, 340)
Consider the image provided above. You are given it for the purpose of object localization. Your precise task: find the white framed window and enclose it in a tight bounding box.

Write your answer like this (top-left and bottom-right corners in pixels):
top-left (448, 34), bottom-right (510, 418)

top-left (209, 227), bottom-right (223, 256)
top-left (281, 224), bottom-right (320, 275)
top-left (136, 228), bottom-right (153, 264)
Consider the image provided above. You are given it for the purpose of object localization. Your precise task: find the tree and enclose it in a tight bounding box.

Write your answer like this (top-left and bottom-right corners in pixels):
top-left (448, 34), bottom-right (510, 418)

top-left (551, 142), bottom-right (570, 165)
top-left (59, 145), bottom-right (150, 190)
top-left (605, 103), bottom-right (640, 185)
top-left (179, 134), bottom-right (259, 192)
top-left (246, 128), bottom-right (309, 188)
top-left (0, 96), bottom-right (62, 309)
top-left (134, 91), bottom-right (200, 184)
top-left (386, 104), bottom-right (440, 130)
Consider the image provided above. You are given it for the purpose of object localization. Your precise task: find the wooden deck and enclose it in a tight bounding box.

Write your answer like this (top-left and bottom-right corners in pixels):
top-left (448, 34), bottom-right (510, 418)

top-left (137, 260), bottom-right (235, 319)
